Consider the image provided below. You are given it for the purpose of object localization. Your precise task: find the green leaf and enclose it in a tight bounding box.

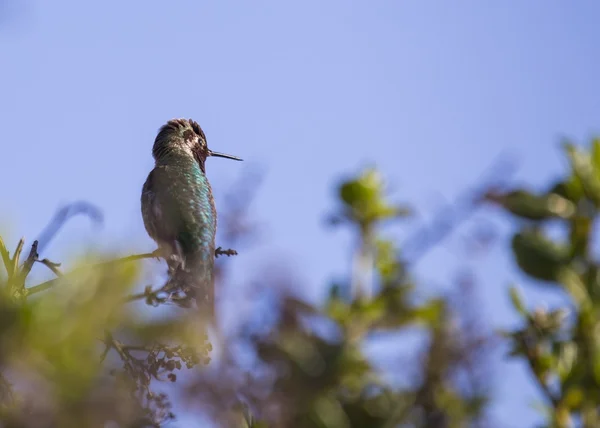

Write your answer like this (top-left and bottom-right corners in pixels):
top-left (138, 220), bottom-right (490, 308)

top-left (557, 268), bottom-right (592, 309)
top-left (313, 395), bottom-right (350, 428)
top-left (357, 295), bottom-right (387, 325)
top-left (490, 190), bottom-right (575, 220)
top-left (569, 216), bottom-right (591, 259)
top-left (549, 176), bottom-right (585, 203)
top-left (412, 299), bottom-right (444, 325)
top-left (374, 239), bottom-right (401, 282)
top-left (556, 342), bottom-right (578, 381)
top-left (563, 387), bottom-right (584, 410)
top-left (564, 142), bottom-right (600, 205)
top-left (0, 235), bottom-right (11, 278)
top-left (511, 230), bottom-right (571, 282)
top-left (339, 169), bottom-right (383, 208)
top-left (591, 138), bottom-right (600, 178)
top-left (337, 168), bottom-right (411, 229)
top-left (508, 285), bottom-right (527, 316)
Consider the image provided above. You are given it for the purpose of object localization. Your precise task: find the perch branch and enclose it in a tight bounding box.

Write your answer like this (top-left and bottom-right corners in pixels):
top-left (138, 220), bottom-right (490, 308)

top-left (25, 247), bottom-right (238, 298)
top-left (24, 252), bottom-right (158, 297)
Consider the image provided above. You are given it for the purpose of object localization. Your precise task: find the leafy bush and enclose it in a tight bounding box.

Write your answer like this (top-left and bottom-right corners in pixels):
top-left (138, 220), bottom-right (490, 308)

top-left (5, 139), bottom-right (600, 427)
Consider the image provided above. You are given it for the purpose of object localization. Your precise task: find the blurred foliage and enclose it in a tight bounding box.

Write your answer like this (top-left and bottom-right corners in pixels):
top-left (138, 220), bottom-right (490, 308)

top-left (0, 162), bottom-right (500, 427)
top-left (486, 138), bottom-right (600, 428)
top-left (185, 169), bottom-right (491, 428)
top-left (0, 235), bottom-right (210, 427)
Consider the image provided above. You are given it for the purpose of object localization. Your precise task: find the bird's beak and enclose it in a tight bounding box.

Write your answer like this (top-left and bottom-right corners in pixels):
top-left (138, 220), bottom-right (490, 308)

top-left (208, 150), bottom-right (243, 161)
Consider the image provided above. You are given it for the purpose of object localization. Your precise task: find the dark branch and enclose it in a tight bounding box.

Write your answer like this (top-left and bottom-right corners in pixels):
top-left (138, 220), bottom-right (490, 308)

top-left (34, 201), bottom-right (104, 255)
top-left (37, 258), bottom-right (63, 277)
top-left (401, 153), bottom-right (517, 264)
top-left (24, 252), bottom-right (158, 297)
top-left (25, 247), bottom-right (238, 298)
top-left (14, 240), bottom-right (39, 290)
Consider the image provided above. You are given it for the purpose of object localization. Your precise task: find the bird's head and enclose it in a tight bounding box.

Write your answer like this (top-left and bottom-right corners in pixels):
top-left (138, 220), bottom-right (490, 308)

top-left (152, 118), bottom-right (242, 170)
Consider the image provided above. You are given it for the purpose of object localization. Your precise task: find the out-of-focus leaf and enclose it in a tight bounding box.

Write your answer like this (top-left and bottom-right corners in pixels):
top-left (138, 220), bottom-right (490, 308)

top-left (18, 260), bottom-right (142, 400)
top-left (549, 176), bottom-right (585, 203)
top-left (564, 142), bottom-right (600, 205)
top-left (412, 299), bottom-right (444, 326)
top-left (557, 268), bottom-right (591, 309)
top-left (592, 326), bottom-right (600, 386)
top-left (247, 422), bottom-right (270, 428)
top-left (313, 395), bottom-right (350, 428)
top-left (326, 297), bottom-right (352, 325)
top-left (569, 216), bottom-right (591, 259)
top-left (367, 286), bottom-right (412, 330)
top-left (338, 346), bottom-right (371, 390)
top-left (563, 387), bottom-right (584, 410)
top-left (0, 236), bottom-right (11, 278)
top-left (591, 138), bottom-right (600, 179)
top-left (339, 169), bottom-right (383, 208)
top-left (374, 239), bottom-right (402, 284)
top-left (535, 352), bottom-right (555, 378)
top-left (488, 190), bottom-right (575, 220)
top-left (337, 168), bottom-right (411, 228)
top-left (358, 296), bottom-right (387, 325)
top-left (509, 285), bottom-right (527, 316)
top-left (511, 230), bottom-right (571, 282)
top-left (584, 267), bottom-right (600, 300)
top-left (557, 342), bottom-right (578, 381)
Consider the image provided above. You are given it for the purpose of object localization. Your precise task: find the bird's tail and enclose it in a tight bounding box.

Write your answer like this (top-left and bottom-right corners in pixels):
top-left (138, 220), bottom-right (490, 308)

top-left (166, 252), bottom-right (215, 321)
top-left (165, 251), bottom-right (227, 363)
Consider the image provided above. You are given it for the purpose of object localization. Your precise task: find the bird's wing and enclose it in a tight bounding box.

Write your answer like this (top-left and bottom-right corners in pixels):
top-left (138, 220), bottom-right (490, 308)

top-left (141, 167), bottom-right (181, 245)
top-left (142, 164), bottom-right (214, 253)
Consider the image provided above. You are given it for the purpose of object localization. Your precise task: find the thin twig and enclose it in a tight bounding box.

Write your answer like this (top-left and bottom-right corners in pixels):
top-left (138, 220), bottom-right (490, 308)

top-left (24, 279), bottom-right (58, 296)
top-left (25, 247), bottom-right (237, 298)
top-left (518, 333), bottom-right (559, 408)
top-left (111, 338), bottom-right (131, 363)
top-left (124, 285), bottom-right (157, 303)
top-left (100, 331), bottom-right (114, 363)
top-left (124, 292), bottom-right (150, 303)
top-left (24, 252), bottom-right (158, 297)
top-left (37, 258), bottom-right (63, 276)
top-left (16, 240), bottom-right (39, 288)
top-left (10, 238), bottom-right (24, 278)
top-left (93, 252), bottom-right (158, 267)
top-left (0, 236), bottom-right (11, 277)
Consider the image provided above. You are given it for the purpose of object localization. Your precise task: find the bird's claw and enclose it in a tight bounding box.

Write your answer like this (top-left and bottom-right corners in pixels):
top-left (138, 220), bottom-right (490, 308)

top-left (151, 248), bottom-right (163, 261)
top-left (167, 254), bottom-right (185, 273)
top-left (215, 247), bottom-right (238, 258)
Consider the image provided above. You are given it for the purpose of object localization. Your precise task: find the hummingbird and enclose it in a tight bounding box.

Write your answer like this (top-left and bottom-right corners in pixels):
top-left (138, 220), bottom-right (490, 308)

top-left (141, 118), bottom-right (242, 321)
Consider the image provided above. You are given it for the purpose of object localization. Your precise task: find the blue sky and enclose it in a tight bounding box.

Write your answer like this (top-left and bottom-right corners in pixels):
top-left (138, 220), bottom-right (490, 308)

top-left (2, 1), bottom-right (600, 426)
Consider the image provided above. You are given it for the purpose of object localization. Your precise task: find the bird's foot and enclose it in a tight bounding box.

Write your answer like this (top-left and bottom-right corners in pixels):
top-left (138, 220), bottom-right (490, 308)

top-left (151, 248), bottom-right (163, 261)
top-left (215, 247), bottom-right (238, 258)
top-left (167, 254), bottom-right (185, 273)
